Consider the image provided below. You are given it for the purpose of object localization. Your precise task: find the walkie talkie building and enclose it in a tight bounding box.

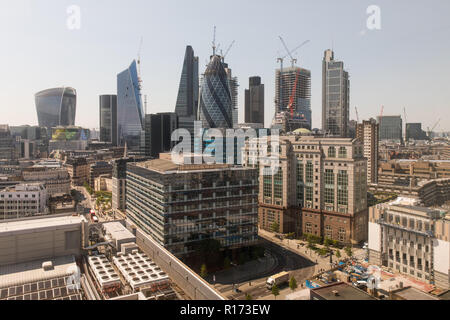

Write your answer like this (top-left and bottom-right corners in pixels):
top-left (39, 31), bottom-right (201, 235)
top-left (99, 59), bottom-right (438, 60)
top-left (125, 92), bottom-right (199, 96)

top-left (35, 87), bottom-right (77, 128)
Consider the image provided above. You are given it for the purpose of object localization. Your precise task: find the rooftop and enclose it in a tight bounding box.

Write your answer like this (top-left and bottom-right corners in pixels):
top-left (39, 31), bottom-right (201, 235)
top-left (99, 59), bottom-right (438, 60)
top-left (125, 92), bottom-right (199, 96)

top-left (392, 286), bottom-right (440, 300)
top-left (311, 282), bottom-right (376, 300)
top-left (103, 221), bottom-right (136, 242)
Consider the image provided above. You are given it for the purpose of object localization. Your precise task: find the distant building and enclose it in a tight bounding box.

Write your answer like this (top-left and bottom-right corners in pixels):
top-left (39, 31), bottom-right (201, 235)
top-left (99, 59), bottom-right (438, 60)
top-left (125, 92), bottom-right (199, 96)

top-left (199, 55), bottom-right (233, 129)
top-left (244, 134), bottom-right (368, 244)
top-left (406, 123), bottom-right (428, 141)
top-left (22, 167), bottom-right (71, 197)
top-left (322, 49), bottom-right (350, 137)
top-left (117, 60), bottom-right (144, 152)
top-left (0, 125), bottom-right (15, 160)
top-left (222, 62), bottom-right (239, 127)
top-left (89, 161), bottom-right (113, 189)
top-left (126, 159), bottom-right (259, 258)
top-left (112, 158), bottom-right (127, 213)
top-left (174, 46), bottom-right (199, 136)
top-left (94, 175), bottom-right (113, 192)
top-left (275, 66), bottom-right (312, 129)
top-left (244, 76), bottom-right (264, 126)
top-left (0, 183), bottom-right (48, 220)
top-left (66, 157), bottom-right (89, 186)
top-left (378, 115), bottom-right (403, 142)
top-left (99, 95), bottom-right (118, 146)
top-left (35, 87), bottom-right (77, 128)
top-left (356, 119), bottom-right (379, 184)
top-left (143, 113), bottom-right (178, 158)
top-left (368, 200), bottom-right (449, 289)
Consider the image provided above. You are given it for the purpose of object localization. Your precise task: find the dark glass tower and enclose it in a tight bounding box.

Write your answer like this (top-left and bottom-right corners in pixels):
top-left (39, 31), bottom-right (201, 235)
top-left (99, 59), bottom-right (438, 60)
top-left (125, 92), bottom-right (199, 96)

top-left (117, 60), bottom-right (144, 151)
top-left (99, 95), bottom-right (118, 146)
top-left (245, 76), bottom-right (265, 126)
top-left (174, 46), bottom-right (199, 134)
top-left (35, 87), bottom-right (77, 128)
top-left (144, 113), bottom-right (178, 158)
top-left (198, 55), bottom-right (233, 129)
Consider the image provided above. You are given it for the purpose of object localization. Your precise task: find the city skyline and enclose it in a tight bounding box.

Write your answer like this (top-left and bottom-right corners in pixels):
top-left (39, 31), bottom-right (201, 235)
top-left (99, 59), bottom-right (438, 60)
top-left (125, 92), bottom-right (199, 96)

top-left (1, 0), bottom-right (450, 132)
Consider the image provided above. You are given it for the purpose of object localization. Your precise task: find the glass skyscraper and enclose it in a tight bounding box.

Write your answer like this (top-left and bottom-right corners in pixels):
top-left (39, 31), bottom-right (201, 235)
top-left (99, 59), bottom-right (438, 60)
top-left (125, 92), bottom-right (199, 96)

top-left (117, 60), bottom-right (144, 151)
top-left (198, 55), bottom-right (233, 129)
top-left (35, 87), bottom-right (77, 128)
top-left (174, 46), bottom-right (199, 135)
top-left (99, 95), bottom-right (118, 146)
top-left (322, 49), bottom-right (350, 137)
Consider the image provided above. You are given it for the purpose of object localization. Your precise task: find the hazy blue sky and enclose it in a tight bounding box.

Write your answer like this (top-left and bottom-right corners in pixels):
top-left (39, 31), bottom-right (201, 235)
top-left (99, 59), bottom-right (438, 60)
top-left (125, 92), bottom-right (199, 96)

top-left (0, 0), bottom-right (449, 131)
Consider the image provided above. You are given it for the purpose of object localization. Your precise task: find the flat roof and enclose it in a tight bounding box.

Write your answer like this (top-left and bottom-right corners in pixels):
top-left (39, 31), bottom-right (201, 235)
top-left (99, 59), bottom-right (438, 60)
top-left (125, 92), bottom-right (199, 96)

top-left (0, 215), bottom-right (86, 236)
top-left (311, 282), bottom-right (376, 300)
top-left (0, 255), bottom-right (76, 289)
top-left (103, 222), bottom-right (135, 242)
top-left (393, 287), bottom-right (440, 300)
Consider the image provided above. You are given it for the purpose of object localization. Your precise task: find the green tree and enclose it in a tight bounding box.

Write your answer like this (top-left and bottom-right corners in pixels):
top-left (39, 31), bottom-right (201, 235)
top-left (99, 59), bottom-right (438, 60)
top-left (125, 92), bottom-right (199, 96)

top-left (345, 246), bottom-right (353, 258)
top-left (245, 294), bottom-right (252, 300)
top-left (323, 237), bottom-right (332, 247)
top-left (271, 222), bottom-right (280, 233)
top-left (319, 248), bottom-right (328, 256)
top-left (289, 277), bottom-right (298, 291)
top-left (200, 263), bottom-right (208, 278)
top-left (271, 284), bottom-right (280, 300)
top-left (335, 249), bottom-right (341, 259)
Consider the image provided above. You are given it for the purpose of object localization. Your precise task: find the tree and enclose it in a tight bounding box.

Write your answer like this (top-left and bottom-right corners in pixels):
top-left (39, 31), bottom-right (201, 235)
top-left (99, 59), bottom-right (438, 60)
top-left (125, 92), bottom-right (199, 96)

top-left (200, 264), bottom-right (208, 278)
top-left (319, 248), bottom-right (328, 256)
top-left (271, 284), bottom-right (280, 300)
top-left (345, 246), bottom-right (353, 258)
top-left (336, 249), bottom-right (341, 259)
top-left (245, 294), bottom-right (252, 300)
top-left (271, 222), bottom-right (280, 233)
top-left (289, 277), bottom-right (298, 291)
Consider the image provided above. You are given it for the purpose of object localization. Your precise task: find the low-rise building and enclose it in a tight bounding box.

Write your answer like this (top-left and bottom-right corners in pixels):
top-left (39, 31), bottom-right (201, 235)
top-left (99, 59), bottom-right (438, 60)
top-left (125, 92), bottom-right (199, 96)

top-left (0, 183), bottom-right (48, 220)
top-left (368, 199), bottom-right (450, 289)
top-left (66, 158), bottom-right (89, 186)
top-left (22, 167), bottom-right (70, 197)
top-left (89, 161), bottom-right (112, 189)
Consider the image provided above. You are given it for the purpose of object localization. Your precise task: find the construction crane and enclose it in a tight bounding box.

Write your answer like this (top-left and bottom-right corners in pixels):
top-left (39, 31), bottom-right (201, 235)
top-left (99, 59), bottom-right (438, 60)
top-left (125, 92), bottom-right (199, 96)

top-left (403, 107), bottom-right (408, 143)
top-left (276, 37), bottom-right (310, 112)
top-left (427, 119), bottom-right (441, 138)
top-left (355, 106), bottom-right (360, 123)
top-left (221, 40), bottom-right (235, 62)
top-left (137, 37), bottom-right (144, 89)
top-left (212, 26), bottom-right (217, 55)
top-left (287, 70), bottom-right (300, 119)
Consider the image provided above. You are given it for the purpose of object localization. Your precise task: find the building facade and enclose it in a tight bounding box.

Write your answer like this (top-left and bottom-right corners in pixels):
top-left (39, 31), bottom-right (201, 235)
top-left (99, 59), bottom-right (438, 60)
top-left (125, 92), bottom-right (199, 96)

top-left (378, 115), bottom-right (403, 142)
top-left (0, 183), bottom-right (48, 220)
top-left (198, 55), bottom-right (233, 129)
top-left (356, 119), bottom-right (379, 184)
top-left (117, 60), bottom-right (144, 152)
top-left (222, 62), bottom-right (239, 127)
top-left (89, 161), bottom-right (113, 189)
top-left (175, 46), bottom-right (199, 136)
top-left (322, 49), bottom-right (350, 137)
top-left (35, 87), bottom-right (77, 128)
top-left (244, 134), bottom-right (368, 244)
top-left (368, 200), bottom-right (449, 289)
top-left (126, 159), bottom-right (259, 258)
top-left (406, 123), bottom-right (428, 141)
top-left (0, 125), bottom-right (14, 160)
top-left (66, 157), bottom-right (89, 186)
top-left (22, 167), bottom-right (71, 197)
top-left (244, 76), bottom-right (265, 126)
top-left (144, 113), bottom-right (178, 158)
top-left (99, 94), bottom-right (118, 146)
top-left (275, 67), bottom-right (312, 129)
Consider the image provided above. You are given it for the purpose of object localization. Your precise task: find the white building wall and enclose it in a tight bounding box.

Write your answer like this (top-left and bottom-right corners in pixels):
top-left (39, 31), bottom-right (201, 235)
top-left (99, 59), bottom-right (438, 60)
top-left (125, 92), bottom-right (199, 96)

top-left (368, 222), bottom-right (381, 252)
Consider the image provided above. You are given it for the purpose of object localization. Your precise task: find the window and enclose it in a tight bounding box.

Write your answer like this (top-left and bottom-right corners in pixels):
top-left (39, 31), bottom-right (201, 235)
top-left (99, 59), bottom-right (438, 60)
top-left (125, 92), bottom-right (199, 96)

top-left (328, 147), bottom-right (336, 158)
top-left (273, 168), bottom-right (283, 200)
top-left (337, 170), bottom-right (348, 206)
top-left (338, 147), bottom-right (347, 158)
top-left (338, 228), bottom-right (346, 242)
top-left (324, 169), bottom-right (334, 205)
top-left (325, 225), bottom-right (332, 239)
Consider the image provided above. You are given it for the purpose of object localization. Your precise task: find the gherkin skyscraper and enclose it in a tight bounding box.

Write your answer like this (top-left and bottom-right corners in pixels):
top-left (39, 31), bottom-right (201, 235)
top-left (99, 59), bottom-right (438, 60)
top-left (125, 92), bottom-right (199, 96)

top-left (198, 55), bottom-right (233, 129)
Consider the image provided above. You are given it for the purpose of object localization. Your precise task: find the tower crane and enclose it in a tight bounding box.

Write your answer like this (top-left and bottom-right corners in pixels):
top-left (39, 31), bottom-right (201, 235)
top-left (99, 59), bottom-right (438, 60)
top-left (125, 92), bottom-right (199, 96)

top-left (428, 119), bottom-right (441, 138)
top-left (276, 37), bottom-right (310, 112)
top-left (403, 107), bottom-right (408, 144)
top-left (287, 70), bottom-right (300, 119)
top-left (355, 106), bottom-right (360, 123)
top-left (222, 40), bottom-right (235, 62)
top-left (212, 26), bottom-right (217, 55)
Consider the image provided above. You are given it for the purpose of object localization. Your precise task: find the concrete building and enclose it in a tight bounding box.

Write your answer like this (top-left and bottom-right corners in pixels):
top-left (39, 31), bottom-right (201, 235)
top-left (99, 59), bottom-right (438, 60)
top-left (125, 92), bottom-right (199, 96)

top-left (126, 159), bottom-right (258, 258)
top-left (406, 123), bottom-right (428, 142)
top-left (275, 66), bottom-right (312, 129)
top-left (89, 161), bottom-right (113, 189)
top-left (356, 119), bottom-right (379, 184)
top-left (22, 167), bottom-right (71, 197)
top-left (322, 49), bottom-right (350, 137)
top-left (244, 76), bottom-right (265, 126)
top-left (378, 115), bottom-right (403, 142)
top-left (94, 175), bottom-right (113, 192)
top-left (66, 158), bottom-right (89, 186)
top-left (368, 199), bottom-right (450, 289)
top-left (244, 134), bottom-right (368, 244)
top-left (0, 183), bottom-right (48, 220)
top-left (0, 214), bottom-right (85, 266)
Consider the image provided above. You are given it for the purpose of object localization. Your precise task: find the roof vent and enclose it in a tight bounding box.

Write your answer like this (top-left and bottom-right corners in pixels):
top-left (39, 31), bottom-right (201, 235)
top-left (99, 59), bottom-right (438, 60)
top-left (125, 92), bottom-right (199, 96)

top-left (332, 290), bottom-right (339, 296)
top-left (42, 261), bottom-right (54, 271)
